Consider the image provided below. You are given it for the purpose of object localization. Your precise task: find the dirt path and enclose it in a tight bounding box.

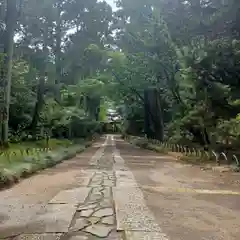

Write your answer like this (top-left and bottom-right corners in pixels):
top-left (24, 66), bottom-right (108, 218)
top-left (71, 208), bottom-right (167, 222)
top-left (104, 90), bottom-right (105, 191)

top-left (115, 136), bottom-right (240, 240)
top-left (1, 135), bottom-right (240, 240)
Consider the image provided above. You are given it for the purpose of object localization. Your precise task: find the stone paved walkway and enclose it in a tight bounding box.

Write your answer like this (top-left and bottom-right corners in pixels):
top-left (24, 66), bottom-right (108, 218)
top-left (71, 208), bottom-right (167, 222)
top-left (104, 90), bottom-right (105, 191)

top-left (1, 135), bottom-right (166, 240)
top-left (1, 135), bottom-right (240, 240)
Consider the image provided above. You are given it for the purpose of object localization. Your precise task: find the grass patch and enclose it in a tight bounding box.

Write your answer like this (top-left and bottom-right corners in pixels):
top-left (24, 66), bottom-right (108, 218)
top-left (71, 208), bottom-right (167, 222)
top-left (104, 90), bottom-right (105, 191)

top-left (10, 138), bottom-right (73, 150)
top-left (0, 139), bottom-right (91, 189)
top-left (0, 138), bottom-right (74, 167)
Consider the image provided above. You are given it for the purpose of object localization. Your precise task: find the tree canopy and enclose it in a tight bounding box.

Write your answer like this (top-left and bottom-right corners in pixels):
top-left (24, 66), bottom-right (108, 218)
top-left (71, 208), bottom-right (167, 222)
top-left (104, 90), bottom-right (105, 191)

top-left (0, 0), bottom-right (240, 149)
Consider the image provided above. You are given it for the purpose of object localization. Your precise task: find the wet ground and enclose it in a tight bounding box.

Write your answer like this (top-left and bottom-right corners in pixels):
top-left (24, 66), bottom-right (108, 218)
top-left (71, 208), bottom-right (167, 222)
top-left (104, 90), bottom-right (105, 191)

top-left (0, 135), bottom-right (240, 239)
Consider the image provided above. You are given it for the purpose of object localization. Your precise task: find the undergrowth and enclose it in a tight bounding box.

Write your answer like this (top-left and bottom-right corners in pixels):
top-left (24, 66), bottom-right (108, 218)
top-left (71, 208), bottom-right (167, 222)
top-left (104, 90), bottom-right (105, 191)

top-left (0, 139), bottom-right (91, 188)
top-left (130, 138), bottom-right (167, 154)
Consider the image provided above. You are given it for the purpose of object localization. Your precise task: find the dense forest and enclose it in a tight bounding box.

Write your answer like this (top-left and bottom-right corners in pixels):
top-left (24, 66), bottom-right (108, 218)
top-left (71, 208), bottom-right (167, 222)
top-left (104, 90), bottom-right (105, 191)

top-left (0, 0), bottom-right (240, 151)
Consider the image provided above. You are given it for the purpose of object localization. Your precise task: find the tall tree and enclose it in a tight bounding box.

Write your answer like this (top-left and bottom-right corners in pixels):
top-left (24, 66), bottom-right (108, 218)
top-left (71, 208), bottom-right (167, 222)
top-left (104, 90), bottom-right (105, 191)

top-left (0, 0), bottom-right (17, 147)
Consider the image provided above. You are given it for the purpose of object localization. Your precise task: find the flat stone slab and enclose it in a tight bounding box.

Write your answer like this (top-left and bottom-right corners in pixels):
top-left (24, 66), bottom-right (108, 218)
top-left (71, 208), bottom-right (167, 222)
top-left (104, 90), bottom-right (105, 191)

top-left (103, 180), bottom-right (115, 186)
top-left (74, 170), bottom-right (95, 186)
top-left (70, 218), bottom-right (90, 232)
top-left (14, 234), bottom-right (62, 240)
top-left (115, 171), bottom-right (138, 187)
top-left (68, 236), bottom-right (88, 240)
top-left (0, 203), bottom-right (46, 238)
top-left (88, 216), bottom-right (100, 224)
top-left (89, 148), bottom-right (105, 165)
top-left (125, 231), bottom-right (169, 240)
top-left (102, 187), bottom-right (112, 198)
top-left (80, 209), bottom-right (94, 217)
top-left (74, 177), bottom-right (92, 187)
top-left (92, 187), bottom-right (104, 194)
top-left (25, 204), bottom-right (76, 233)
top-left (107, 231), bottom-right (124, 240)
top-left (89, 193), bottom-right (102, 201)
top-left (113, 187), bottom-right (145, 205)
top-left (101, 216), bottom-right (115, 225)
top-left (114, 168), bottom-right (162, 232)
top-left (93, 208), bottom-right (114, 218)
top-left (100, 202), bottom-right (112, 208)
top-left (49, 187), bottom-right (90, 205)
top-left (78, 203), bottom-right (97, 211)
top-left (84, 224), bottom-right (113, 237)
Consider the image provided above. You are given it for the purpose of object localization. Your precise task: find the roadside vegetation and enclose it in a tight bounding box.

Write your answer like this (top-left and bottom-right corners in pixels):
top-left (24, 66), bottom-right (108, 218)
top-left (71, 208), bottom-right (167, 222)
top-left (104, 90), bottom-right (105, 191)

top-left (114, 0), bottom-right (240, 166)
top-left (0, 139), bottom-right (91, 188)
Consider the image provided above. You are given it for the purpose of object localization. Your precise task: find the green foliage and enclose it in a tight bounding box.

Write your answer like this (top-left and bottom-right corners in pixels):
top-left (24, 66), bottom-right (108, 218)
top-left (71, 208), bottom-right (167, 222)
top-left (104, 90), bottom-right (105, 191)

top-left (0, 141), bottom-right (90, 188)
top-left (1, 0), bottom-right (240, 151)
top-left (0, 0), bottom-right (115, 146)
top-left (170, 38), bottom-right (240, 145)
top-left (0, 138), bottom-right (73, 168)
top-left (99, 102), bottom-right (107, 121)
top-left (111, 0), bottom-right (240, 148)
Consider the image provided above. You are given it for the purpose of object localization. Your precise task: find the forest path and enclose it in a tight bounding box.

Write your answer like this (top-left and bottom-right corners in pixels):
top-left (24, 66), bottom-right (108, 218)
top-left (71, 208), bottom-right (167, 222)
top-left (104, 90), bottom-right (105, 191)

top-left (1, 135), bottom-right (240, 239)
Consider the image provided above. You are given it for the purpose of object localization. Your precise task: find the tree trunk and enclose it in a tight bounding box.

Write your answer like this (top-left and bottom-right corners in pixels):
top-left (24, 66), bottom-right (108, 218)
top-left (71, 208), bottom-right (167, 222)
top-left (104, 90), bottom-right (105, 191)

top-left (29, 30), bottom-right (48, 135)
top-left (144, 90), bottom-right (153, 138)
top-left (55, 1), bottom-right (62, 103)
top-left (29, 74), bottom-right (45, 132)
top-left (0, 0), bottom-right (17, 147)
top-left (86, 96), bottom-right (101, 121)
top-left (144, 88), bottom-right (164, 141)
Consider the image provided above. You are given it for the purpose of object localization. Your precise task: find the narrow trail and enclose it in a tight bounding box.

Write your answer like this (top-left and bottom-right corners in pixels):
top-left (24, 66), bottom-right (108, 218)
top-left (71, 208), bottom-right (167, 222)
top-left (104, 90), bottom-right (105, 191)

top-left (0, 135), bottom-right (240, 240)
